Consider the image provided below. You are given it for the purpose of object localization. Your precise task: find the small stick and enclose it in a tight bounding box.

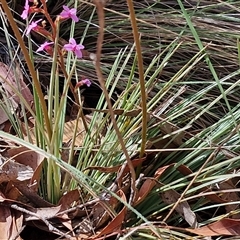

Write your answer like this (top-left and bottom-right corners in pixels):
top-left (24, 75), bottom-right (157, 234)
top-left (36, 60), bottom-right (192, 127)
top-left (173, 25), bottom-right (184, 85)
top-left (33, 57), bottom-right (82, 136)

top-left (10, 204), bottom-right (71, 238)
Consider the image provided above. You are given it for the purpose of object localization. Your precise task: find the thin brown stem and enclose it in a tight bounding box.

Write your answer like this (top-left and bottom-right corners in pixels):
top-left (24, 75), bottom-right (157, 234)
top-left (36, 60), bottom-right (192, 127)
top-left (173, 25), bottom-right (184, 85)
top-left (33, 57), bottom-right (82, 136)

top-left (93, 0), bottom-right (136, 203)
top-left (126, 0), bottom-right (147, 176)
top-left (40, 0), bottom-right (56, 38)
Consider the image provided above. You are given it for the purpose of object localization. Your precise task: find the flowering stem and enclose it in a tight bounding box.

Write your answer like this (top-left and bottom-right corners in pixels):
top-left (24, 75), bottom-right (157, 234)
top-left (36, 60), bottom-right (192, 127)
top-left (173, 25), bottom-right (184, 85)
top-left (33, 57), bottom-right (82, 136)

top-left (40, 0), bottom-right (56, 38)
top-left (1, 0), bottom-right (52, 142)
top-left (57, 51), bottom-right (78, 103)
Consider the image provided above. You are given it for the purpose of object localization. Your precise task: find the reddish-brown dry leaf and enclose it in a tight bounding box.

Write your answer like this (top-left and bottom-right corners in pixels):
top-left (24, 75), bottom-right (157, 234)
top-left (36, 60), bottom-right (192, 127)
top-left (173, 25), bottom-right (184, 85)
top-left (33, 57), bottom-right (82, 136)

top-left (92, 190), bottom-right (127, 239)
top-left (134, 164), bottom-right (175, 206)
top-left (58, 189), bottom-right (80, 211)
top-left (184, 218), bottom-right (240, 236)
top-left (0, 204), bottom-right (12, 239)
top-left (0, 191), bottom-right (23, 239)
top-left (58, 189), bottom-right (81, 231)
top-left (90, 185), bottom-right (129, 231)
top-left (7, 146), bottom-right (44, 171)
top-left (177, 165), bottom-right (227, 204)
top-left (0, 189), bottom-right (24, 205)
top-left (11, 210), bottom-right (23, 240)
top-left (0, 157), bottom-right (33, 183)
top-left (14, 181), bottom-right (53, 207)
top-left (92, 188), bottom-right (122, 229)
top-left (4, 183), bottom-right (22, 201)
top-left (7, 146), bottom-right (45, 191)
top-left (135, 163), bottom-right (226, 207)
top-left (92, 202), bottom-right (110, 229)
top-left (30, 163), bottom-right (44, 191)
top-left (84, 156), bottom-right (146, 174)
top-left (61, 235), bottom-right (89, 240)
top-left (0, 107), bottom-right (9, 125)
top-left (218, 180), bottom-right (240, 218)
top-left (161, 189), bottom-right (198, 228)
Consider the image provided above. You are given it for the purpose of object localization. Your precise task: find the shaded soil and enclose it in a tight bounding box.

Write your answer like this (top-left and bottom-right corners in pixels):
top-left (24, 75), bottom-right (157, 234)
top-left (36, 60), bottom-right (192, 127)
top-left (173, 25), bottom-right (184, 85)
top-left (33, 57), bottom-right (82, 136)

top-left (21, 225), bottom-right (58, 240)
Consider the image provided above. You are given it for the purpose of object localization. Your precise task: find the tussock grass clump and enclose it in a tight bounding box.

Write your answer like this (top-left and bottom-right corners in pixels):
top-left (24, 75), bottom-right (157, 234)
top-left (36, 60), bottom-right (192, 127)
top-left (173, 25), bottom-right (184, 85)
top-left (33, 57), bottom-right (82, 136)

top-left (0, 0), bottom-right (240, 239)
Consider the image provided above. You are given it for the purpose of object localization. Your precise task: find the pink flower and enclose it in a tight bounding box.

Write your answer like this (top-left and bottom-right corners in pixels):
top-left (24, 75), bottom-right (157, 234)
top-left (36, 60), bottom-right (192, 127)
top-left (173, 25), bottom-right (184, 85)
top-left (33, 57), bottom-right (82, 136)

top-left (63, 38), bottom-right (84, 58)
top-left (21, 0), bottom-right (30, 20)
top-left (36, 42), bottom-right (54, 52)
top-left (81, 79), bottom-right (91, 87)
top-left (26, 19), bottom-right (42, 35)
top-left (59, 5), bottom-right (79, 22)
top-left (75, 79), bottom-right (91, 90)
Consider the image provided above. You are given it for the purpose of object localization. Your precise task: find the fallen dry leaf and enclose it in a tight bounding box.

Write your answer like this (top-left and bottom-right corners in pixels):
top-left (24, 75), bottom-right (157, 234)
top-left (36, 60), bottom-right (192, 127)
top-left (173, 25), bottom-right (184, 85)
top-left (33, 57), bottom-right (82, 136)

top-left (218, 180), bottom-right (240, 218)
top-left (135, 163), bottom-right (226, 207)
top-left (0, 155), bottom-right (33, 183)
top-left (58, 189), bottom-right (80, 211)
top-left (134, 164), bottom-right (174, 206)
top-left (7, 146), bottom-right (44, 171)
top-left (63, 118), bottom-right (86, 146)
top-left (92, 190), bottom-right (127, 239)
top-left (0, 191), bottom-right (23, 240)
top-left (0, 203), bottom-right (12, 239)
top-left (161, 189), bottom-right (198, 228)
top-left (4, 182), bottom-right (22, 201)
top-left (11, 209), bottom-right (23, 240)
top-left (58, 189), bottom-right (81, 231)
top-left (84, 156), bottom-right (146, 174)
top-left (177, 164), bottom-right (227, 204)
top-left (92, 190), bottom-right (121, 229)
top-left (23, 116), bottom-right (89, 149)
top-left (7, 146), bottom-right (45, 189)
top-left (183, 218), bottom-right (240, 236)
top-left (0, 106), bottom-right (10, 125)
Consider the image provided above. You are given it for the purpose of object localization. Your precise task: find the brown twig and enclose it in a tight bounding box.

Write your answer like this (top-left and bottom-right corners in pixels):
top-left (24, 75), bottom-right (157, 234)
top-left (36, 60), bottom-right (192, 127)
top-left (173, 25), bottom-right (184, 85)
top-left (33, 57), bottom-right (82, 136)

top-left (10, 204), bottom-right (71, 238)
top-left (56, 198), bottom-right (100, 216)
